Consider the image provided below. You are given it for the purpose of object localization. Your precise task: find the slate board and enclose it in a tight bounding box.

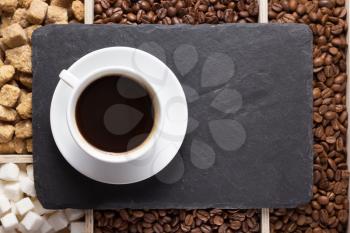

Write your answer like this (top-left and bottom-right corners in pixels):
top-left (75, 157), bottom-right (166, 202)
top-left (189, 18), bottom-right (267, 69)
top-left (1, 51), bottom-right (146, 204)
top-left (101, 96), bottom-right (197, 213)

top-left (32, 24), bottom-right (313, 209)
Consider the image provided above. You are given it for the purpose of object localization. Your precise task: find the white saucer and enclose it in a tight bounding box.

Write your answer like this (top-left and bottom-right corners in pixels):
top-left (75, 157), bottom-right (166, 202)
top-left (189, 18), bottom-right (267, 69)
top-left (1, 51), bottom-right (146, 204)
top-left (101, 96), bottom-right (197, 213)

top-left (50, 47), bottom-right (188, 184)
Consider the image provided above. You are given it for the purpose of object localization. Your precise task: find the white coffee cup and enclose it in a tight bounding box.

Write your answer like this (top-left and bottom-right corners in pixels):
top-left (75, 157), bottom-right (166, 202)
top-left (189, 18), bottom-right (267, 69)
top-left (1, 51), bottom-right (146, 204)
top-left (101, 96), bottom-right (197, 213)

top-left (59, 66), bottom-right (164, 163)
top-left (51, 47), bottom-right (188, 184)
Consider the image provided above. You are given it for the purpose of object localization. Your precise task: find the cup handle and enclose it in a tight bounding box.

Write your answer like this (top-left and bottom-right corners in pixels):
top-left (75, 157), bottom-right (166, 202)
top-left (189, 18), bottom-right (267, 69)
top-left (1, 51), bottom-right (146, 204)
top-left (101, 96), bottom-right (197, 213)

top-left (59, 70), bottom-right (80, 88)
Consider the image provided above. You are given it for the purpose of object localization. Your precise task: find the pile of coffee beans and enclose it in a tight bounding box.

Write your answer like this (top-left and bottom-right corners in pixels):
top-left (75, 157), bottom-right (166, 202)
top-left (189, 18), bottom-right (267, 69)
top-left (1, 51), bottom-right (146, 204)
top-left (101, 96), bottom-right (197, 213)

top-left (269, 0), bottom-right (349, 232)
top-left (94, 0), bottom-right (258, 24)
top-left (94, 209), bottom-right (260, 233)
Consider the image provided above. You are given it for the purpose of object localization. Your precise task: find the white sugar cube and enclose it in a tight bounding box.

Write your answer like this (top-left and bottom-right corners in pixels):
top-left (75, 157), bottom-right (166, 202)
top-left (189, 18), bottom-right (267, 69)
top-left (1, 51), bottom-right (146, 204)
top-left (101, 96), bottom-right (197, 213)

top-left (21, 211), bottom-right (44, 231)
top-left (19, 177), bottom-right (36, 197)
top-left (10, 202), bottom-right (17, 216)
top-left (70, 222), bottom-right (85, 233)
top-left (33, 199), bottom-right (54, 215)
top-left (17, 223), bottom-right (32, 233)
top-left (39, 218), bottom-right (54, 233)
top-left (3, 182), bottom-right (22, 201)
top-left (26, 165), bottom-right (34, 181)
top-left (47, 211), bottom-right (68, 231)
top-left (0, 163), bottom-right (19, 181)
top-left (64, 209), bottom-right (84, 221)
top-left (0, 196), bottom-right (11, 215)
top-left (15, 197), bottom-right (34, 216)
top-left (0, 226), bottom-right (16, 233)
top-left (1, 212), bottom-right (18, 231)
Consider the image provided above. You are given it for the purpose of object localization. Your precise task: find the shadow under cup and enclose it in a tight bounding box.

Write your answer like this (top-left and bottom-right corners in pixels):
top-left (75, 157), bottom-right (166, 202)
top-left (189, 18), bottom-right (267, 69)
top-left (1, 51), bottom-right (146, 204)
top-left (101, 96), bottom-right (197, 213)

top-left (73, 72), bottom-right (160, 156)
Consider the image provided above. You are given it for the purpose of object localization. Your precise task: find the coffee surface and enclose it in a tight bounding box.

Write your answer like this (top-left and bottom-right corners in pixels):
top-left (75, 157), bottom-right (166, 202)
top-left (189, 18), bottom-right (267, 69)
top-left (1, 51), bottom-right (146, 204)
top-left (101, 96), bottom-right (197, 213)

top-left (75, 75), bottom-right (154, 153)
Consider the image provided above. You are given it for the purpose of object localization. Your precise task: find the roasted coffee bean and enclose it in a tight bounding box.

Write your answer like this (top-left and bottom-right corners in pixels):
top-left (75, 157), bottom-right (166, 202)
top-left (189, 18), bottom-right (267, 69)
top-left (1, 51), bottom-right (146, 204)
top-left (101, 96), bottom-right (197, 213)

top-left (317, 195), bottom-right (330, 205)
top-left (213, 215), bottom-right (224, 225)
top-left (94, 0), bottom-right (258, 24)
top-left (94, 4), bottom-right (103, 14)
top-left (184, 214), bottom-right (194, 226)
top-left (230, 220), bottom-right (241, 230)
top-left (95, 209), bottom-right (260, 232)
top-left (111, 11), bottom-right (123, 22)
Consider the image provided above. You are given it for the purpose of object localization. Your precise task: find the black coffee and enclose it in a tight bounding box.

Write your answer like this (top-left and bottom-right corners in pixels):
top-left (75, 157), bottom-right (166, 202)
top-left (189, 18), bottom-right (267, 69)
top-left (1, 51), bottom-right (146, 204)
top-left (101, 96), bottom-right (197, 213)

top-left (75, 75), bottom-right (155, 153)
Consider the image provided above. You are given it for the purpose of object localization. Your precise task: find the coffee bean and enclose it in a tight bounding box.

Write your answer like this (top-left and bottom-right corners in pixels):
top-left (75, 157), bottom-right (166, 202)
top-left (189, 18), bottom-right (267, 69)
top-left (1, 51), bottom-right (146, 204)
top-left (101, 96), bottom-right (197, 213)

top-left (132, 210), bottom-right (144, 218)
top-left (157, 8), bottom-right (167, 19)
top-left (184, 214), bottom-right (194, 226)
top-left (288, 0), bottom-right (297, 11)
top-left (126, 12), bottom-right (136, 22)
top-left (100, 0), bottom-right (110, 9)
top-left (111, 12), bottom-right (122, 22)
top-left (139, 0), bottom-right (151, 11)
top-left (319, 0), bottom-right (334, 8)
top-left (229, 220), bottom-right (241, 230)
top-left (286, 222), bottom-right (297, 232)
top-left (200, 224), bottom-right (211, 233)
top-left (94, 4), bottom-right (103, 14)
top-left (324, 111), bottom-right (337, 120)
top-left (320, 210), bottom-right (330, 224)
top-left (213, 215), bottom-right (224, 226)
top-left (144, 213), bottom-right (156, 223)
top-left (317, 195), bottom-right (330, 205)
top-left (337, 209), bottom-right (348, 223)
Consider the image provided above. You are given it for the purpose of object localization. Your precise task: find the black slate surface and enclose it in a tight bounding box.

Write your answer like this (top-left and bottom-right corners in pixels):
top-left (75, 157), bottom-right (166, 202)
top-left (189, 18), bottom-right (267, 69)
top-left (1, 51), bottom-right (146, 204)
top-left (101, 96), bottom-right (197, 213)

top-left (32, 24), bottom-right (313, 209)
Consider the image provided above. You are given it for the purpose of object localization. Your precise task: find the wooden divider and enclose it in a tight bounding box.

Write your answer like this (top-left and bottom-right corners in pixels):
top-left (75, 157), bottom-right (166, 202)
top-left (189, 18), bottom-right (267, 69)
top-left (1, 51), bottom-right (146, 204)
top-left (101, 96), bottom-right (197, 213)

top-left (258, 0), bottom-right (269, 232)
top-left (0, 155), bottom-right (33, 164)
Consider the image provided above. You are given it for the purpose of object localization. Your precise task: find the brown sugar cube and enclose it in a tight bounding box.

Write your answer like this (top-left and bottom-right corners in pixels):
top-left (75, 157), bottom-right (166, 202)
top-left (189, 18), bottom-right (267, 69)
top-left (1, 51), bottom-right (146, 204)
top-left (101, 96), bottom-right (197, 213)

top-left (18, 0), bottom-right (32, 8)
top-left (0, 65), bottom-right (15, 86)
top-left (26, 138), bottom-right (32, 152)
top-left (71, 0), bottom-right (84, 22)
top-left (15, 120), bottom-right (32, 138)
top-left (18, 74), bottom-right (32, 89)
top-left (50, 0), bottom-right (71, 8)
top-left (0, 105), bottom-right (17, 122)
top-left (0, 16), bottom-right (12, 35)
top-left (46, 5), bottom-right (68, 24)
top-left (25, 25), bottom-right (41, 43)
top-left (14, 138), bottom-right (27, 153)
top-left (17, 91), bottom-right (31, 111)
top-left (0, 140), bottom-right (15, 153)
top-left (0, 84), bottom-right (20, 107)
top-left (12, 8), bottom-right (30, 28)
top-left (27, 0), bottom-right (48, 24)
top-left (16, 92), bottom-right (31, 119)
top-left (5, 45), bottom-right (32, 73)
top-left (0, 0), bottom-right (18, 13)
top-left (0, 124), bottom-right (15, 143)
top-left (2, 23), bottom-right (28, 49)
top-left (18, 89), bottom-right (28, 103)
top-left (0, 39), bottom-right (8, 54)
